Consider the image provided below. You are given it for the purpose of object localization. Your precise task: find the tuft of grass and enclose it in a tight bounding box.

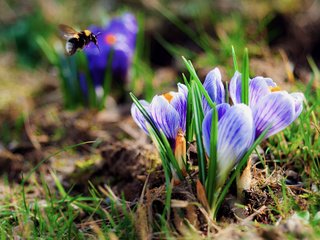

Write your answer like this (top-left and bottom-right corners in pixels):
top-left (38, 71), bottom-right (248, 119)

top-left (267, 60), bottom-right (320, 183)
top-left (0, 172), bottom-right (137, 239)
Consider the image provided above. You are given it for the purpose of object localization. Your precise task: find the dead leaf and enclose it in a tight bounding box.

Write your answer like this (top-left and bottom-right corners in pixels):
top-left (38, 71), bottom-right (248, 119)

top-left (196, 179), bottom-right (210, 211)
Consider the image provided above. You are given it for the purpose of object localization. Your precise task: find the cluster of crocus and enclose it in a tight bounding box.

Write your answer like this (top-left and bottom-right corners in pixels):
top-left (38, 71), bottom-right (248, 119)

top-left (131, 66), bottom-right (304, 195)
top-left (80, 13), bottom-right (138, 98)
top-left (201, 68), bottom-right (304, 188)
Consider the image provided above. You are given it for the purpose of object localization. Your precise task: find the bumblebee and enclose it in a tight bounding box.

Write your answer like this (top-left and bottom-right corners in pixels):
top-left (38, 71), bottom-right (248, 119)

top-left (59, 24), bottom-right (100, 56)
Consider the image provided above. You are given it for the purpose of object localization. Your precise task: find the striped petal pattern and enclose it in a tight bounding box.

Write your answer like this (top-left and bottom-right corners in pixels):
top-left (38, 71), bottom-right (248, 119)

top-left (131, 100), bottom-right (150, 134)
top-left (202, 68), bottom-right (225, 114)
top-left (229, 73), bottom-right (304, 139)
top-left (253, 91), bottom-right (304, 139)
top-left (131, 83), bottom-right (188, 146)
top-left (203, 104), bottom-right (255, 187)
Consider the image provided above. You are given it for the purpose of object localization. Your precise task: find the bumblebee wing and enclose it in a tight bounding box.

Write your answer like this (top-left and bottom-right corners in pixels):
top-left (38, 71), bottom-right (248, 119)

top-left (59, 24), bottom-right (78, 39)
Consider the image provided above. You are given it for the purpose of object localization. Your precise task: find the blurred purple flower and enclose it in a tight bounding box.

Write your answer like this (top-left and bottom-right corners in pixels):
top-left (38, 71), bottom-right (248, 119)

top-left (229, 72), bottom-right (304, 139)
top-left (84, 13), bottom-right (138, 90)
top-left (202, 104), bottom-right (255, 187)
top-left (131, 83), bottom-right (188, 147)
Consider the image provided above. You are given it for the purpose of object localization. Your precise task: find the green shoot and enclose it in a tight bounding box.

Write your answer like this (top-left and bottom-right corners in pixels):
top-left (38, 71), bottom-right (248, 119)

top-left (206, 105), bottom-right (218, 208)
top-left (231, 46), bottom-right (238, 72)
top-left (241, 48), bottom-right (249, 105)
top-left (190, 82), bottom-right (206, 185)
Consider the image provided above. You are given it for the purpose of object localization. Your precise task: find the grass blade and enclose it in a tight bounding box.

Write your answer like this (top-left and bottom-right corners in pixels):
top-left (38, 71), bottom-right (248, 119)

top-left (191, 82), bottom-right (206, 184)
top-left (241, 48), bottom-right (249, 105)
top-left (182, 57), bottom-right (215, 109)
top-left (231, 46), bottom-right (238, 72)
top-left (206, 105), bottom-right (218, 208)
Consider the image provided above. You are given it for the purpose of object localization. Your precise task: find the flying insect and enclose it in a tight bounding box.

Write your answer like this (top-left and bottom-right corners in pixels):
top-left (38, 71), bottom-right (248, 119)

top-left (59, 24), bottom-right (100, 56)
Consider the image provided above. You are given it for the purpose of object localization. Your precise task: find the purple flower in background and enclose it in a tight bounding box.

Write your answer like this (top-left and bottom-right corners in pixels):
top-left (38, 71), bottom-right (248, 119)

top-left (229, 72), bottom-right (304, 139)
top-left (131, 83), bottom-right (188, 147)
top-left (84, 13), bottom-right (138, 90)
top-left (202, 104), bottom-right (255, 187)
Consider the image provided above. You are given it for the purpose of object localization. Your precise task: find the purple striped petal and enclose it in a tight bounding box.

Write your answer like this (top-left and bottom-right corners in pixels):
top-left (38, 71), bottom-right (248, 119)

top-left (253, 92), bottom-right (296, 139)
top-left (151, 96), bottom-right (180, 143)
top-left (264, 78), bottom-right (277, 87)
top-left (202, 68), bottom-right (225, 114)
top-left (217, 104), bottom-right (255, 179)
top-left (229, 71), bottom-right (242, 104)
top-left (178, 83), bottom-right (188, 99)
top-left (203, 104), bottom-right (254, 187)
top-left (290, 92), bottom-right (304, 120)
top-left (131, 100), bottom-right (150, 134)
top-left (170, 92), bottom-right (187, 133)
top-left (217, 103), bottom-right (231, 120)
top-left (249, 77), bottom-right (272, 106)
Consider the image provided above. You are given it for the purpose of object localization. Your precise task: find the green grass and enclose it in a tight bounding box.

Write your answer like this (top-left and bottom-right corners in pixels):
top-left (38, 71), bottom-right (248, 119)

top-left (0, 174), bottom-right (137, 239)
top-left (267, 68), bottom-right (320, 183)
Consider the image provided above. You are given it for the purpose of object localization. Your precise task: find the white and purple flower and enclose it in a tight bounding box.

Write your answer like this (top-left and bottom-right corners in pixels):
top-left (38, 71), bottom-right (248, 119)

top-left (202, 104), bottom-right (255, 187)
top-left (229, 71), bottom-right (304, 139)
top-left (131, 66), bottom-right (304, 186)
top-left (203, 68), bottom-right (304, 139)
top-left (131, 83), bottom-right (188, 172)
top-left (131, 83), bottom-right (188, 147)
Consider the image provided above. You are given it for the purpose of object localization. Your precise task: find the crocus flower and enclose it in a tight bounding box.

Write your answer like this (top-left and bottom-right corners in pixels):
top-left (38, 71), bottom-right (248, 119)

top-left (131, 83), bottom-right (188, 145)
top-left (202, 68), bottom-right (304, 139)
top-left (202, 104), bottom-right (255, 188)
top-left (202, 68), bottom-right (226, 114)
top-left (229, 72), bottom-right (304, 139)
top-left (84, 13), bottom-right (138, 92)
top-left (131, 83), bottom-right (188, 171)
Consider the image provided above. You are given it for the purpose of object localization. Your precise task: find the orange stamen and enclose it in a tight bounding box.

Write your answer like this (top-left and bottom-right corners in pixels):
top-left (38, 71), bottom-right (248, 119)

top-left (163, 92), bottom-right (174, 103)
top-left (105, 34), bottom-right (117, 45)
top-left (269, 86), bottom-right (281, 92)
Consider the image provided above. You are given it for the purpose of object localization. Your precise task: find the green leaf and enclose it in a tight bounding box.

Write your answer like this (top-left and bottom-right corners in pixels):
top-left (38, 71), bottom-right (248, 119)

top-left (76, 53), bottom-right (96, 108)
top-left (206, 105), bottom-right (218, 208)
top-left (184, 79), bottom-right (194, 142)
top-left (36, 35), bottom-right (58, 65)
top-left (182, 57), bottom-right (215, 109)
top-left (147, 125), bottom-right (173, 217)
top-left (147, 125), bottom-right (171, 178)
top-left (241, 48), bottom-right (249, 105)
top-left (231, 46), bottom-right (238, 72)
top-left (190, 82), bottom-right (206, 184)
